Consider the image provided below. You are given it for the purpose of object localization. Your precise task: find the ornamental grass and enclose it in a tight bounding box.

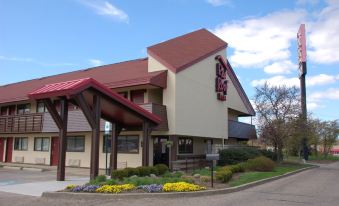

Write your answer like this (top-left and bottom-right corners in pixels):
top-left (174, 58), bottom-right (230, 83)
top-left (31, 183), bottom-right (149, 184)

top-left (163, 182), bottom-right (206, 192)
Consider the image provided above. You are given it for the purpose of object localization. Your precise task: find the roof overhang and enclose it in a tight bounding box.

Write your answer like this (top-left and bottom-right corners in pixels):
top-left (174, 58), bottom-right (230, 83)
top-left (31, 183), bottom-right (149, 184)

top-left (28, 78), bottom-right (161, 127)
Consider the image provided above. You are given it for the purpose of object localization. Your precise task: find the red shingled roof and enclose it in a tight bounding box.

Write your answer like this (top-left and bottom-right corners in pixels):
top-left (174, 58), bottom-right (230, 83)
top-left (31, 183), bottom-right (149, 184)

top-left (0, 58), bottom-right (167, 104)
top-left (147, 29), bottom-right (228, 73)
top-left (29, 78), bottom-right (162, 125)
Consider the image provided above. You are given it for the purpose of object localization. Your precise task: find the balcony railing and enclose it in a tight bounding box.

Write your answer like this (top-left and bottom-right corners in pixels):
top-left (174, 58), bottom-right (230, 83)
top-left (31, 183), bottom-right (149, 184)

top-left (0, 113), bottom-right (43, 134)
top-left (228, 120), bottom-right (257, 140)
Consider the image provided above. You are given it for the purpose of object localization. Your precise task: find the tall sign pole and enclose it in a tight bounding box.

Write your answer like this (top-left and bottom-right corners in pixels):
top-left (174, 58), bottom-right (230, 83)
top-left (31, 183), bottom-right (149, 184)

top-left (297, 24), bottom-right (308, 160)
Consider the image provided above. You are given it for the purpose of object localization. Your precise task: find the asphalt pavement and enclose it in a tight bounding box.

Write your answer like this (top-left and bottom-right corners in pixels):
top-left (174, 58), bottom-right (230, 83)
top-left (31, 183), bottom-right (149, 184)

top-left (0, 162), bottom-right (338, 206)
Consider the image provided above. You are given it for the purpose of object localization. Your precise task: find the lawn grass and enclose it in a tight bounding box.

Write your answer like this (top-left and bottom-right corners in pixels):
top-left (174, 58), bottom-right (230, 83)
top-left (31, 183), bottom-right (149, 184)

top-left (228, 163), bottom-right (311, 187)
top-left (308, 154), bottom-right (339, 161)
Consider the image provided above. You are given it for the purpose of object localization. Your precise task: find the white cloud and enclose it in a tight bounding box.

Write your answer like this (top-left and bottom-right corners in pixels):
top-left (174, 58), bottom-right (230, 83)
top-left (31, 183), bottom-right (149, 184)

top-left (307, 102), bottom-right (321, 111)
top-left (296, 0), bottom-right (319, 5)
top-left (309, 88), bottom-right (339, 101)
top-left (89, 59), bottom-right (104, 67)
top-left (307, 73), bottom-right (338, 86)
top-left (308, 1), bottom-right (339, 63)
top-left (0, 55), bottom-right (33, 62)
top-left (251, 73), bottom-right (338, 87)
top-left (206, 0), bottom-right (232, 7)
top-left (0, 55), bottom-right (75, 67)
top-left (213, 10), bottom-right (306, 68)
top-left (263, 60), bottom-right (298, 74)
top-left (79, 0), bottom-right (129, 22)
top-left (251, 75), bottom-right (299, 88)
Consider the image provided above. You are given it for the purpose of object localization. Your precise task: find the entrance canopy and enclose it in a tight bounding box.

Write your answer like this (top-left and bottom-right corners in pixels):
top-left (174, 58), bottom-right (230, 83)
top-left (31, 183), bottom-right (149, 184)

top-left (28, 78), bottom-right (161, 127)
top-left (28, 78), bottom-right (161, 181)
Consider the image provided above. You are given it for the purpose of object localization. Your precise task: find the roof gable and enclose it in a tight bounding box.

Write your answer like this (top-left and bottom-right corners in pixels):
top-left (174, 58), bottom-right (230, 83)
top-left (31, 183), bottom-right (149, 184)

top-left (147, 29), bottom-right (227, 73)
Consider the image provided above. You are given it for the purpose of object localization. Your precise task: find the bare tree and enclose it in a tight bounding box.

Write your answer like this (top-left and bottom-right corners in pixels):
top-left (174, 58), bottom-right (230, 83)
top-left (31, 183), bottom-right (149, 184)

top-left (254, 83), bottom-right (301, 162)
top-left (320, 120), bottom-right (338, 156)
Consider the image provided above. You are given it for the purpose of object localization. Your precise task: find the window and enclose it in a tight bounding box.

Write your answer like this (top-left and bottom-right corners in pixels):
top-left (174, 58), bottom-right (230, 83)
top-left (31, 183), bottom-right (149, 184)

top-left (36, 102), bottom-right (47, 113)
top-left (17, 104), bottom-right (31, 114)
top-left (130, 90), bottom-right (145, 104)
top-left (67, 136), bottom-right (85, 152)
top-left (103, 135), bottom-right (139, 153)
top-left (178, 137), bottom-right (193, 154)
top-left (14, 137), bottom-right (28, 151)
top-left (34, 137), bottom-right (50, 151)
top-left (0, 107), bottom-right (8, 116)
top-left (118, 92), bottom-right (128, 99)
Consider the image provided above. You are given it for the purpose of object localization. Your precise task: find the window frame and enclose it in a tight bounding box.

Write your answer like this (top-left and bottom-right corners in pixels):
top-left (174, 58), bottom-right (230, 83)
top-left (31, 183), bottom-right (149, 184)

top-left (66, 136), bottom-right (85, 152)
top-left (36, 101), bottom-right (47, 113)
top-left (102, 135), bottom-right (139, 154)
top-left (14, 137), bottom-right (28, 151)
top-left (34, 137), bottom-right (50, 152)
top-left (178, 137), bottom-right (194, 154)
top-left (17, 104), bottom-right (31, 115)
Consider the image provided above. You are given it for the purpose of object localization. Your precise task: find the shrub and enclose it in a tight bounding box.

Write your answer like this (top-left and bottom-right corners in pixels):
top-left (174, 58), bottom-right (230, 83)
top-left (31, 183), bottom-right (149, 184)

top-left (149, 166), bottom-right (159, 175)
top-left (88, 175), bottom-right (107, 185)
top-left (222, 164), bottom-right (245, 173)
top-left (245, 156), bottom-right (276, 172)
top-left (163, 182), bottom-right (206, 192)
top-left (259, 149), bottom-right (278, 161)
top-left (106, 178), bottom-right (118, 185)
top-left (137, 166), bottom-right (152, 176)
top-left (154, 164), bottom-right (169, 175)
top-left (200, 176), bottom-right (211, 182)
top-left (218, 147), bottom-right (261, 166)
top-left (124, 167), bottom-right (140, 177)
top-left (163, 171), bottom-right (183, 178)
top-left (111, 169), bottom-right (129, 179)
top-left (216, 169), bottom-right (233, 183)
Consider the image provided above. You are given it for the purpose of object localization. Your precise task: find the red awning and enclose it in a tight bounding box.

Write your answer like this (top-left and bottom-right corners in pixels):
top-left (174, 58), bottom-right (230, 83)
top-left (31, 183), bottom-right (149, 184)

top-left (28, 78), bottom-right (161, 127)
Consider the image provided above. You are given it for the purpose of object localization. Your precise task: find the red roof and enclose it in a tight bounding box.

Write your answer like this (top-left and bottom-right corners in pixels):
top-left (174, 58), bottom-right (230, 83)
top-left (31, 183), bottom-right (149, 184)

top-left (0, 58), bottom-right (167, 104)
top-left (29, 78), bottom-right (161, 126)
top-left (147, 29), bottom-right (227, 73)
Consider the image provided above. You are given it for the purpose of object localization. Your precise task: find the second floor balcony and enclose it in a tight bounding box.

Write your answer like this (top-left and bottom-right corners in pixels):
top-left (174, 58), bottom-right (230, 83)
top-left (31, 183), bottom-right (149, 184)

top-left (0, 113), bottom-right (43, 134)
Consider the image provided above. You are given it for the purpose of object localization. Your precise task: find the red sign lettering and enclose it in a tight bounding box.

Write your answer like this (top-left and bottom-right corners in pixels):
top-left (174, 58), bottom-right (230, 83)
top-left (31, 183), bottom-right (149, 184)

top-left (215, 62), bottom-right (227, 101)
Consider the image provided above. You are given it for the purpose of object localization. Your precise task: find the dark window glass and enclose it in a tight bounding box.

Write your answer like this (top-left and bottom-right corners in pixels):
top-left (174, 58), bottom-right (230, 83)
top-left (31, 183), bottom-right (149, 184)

top-left (14, 137), bottom-right (28, 151)
top-left (17, 104), bottom-right (31, 114)
top-left (8, 105), bottom-right (16, 115)
top-left (178, 137), bottom-right (193, 154)
top-left (67, 136), bottom-right (85, 152)
top-left (36, 102), bottom-right (47, 113)
top-left (118, 92), bottom-right (128, 99)
top-left (130, 90), bottom-right (145, 104)
top-left (0, 107), bottom-right (8, 115)
top-left (103, 135), bottom-right (139, 153)
top-left (34, 137), bottom-right (50, 151)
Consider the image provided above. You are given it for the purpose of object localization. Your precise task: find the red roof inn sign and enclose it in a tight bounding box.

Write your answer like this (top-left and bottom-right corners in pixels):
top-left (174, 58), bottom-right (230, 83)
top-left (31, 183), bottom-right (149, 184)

top-left (215, 60), bottom-right (228, 101)
top-left (297, 24), bottom-right (307, 76)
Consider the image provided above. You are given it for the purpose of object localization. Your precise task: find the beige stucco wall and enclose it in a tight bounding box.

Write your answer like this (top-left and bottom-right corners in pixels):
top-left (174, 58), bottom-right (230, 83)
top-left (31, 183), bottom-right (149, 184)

top-left (225, 75), bottom-right (249, 115)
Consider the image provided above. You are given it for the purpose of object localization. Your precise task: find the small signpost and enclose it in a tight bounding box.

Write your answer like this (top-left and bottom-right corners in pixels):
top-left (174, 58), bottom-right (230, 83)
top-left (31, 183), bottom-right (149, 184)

top-left (206, 153), bottom-right (219, 188)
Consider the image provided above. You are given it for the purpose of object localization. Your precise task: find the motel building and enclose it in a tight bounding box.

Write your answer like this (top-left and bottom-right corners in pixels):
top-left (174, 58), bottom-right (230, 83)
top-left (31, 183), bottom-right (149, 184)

top-left (0, 29), bottom-right (256, 180)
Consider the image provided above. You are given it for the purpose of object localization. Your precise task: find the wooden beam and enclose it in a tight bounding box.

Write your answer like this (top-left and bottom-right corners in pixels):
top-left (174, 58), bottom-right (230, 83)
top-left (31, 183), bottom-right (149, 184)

top-left (43, 99), bottom-right (63, 129)
top-left (142, 121), bottom-right (152, 166)
top-left (90, 95), bottom-right (101, 180)
top-left (73, 93), bottom-right (96, 129)
top-left (110, 123), bottom-right (122, 176)
top-left (57, 98), bottom-right (68, 181)
top-left (169, 135), bottom-right (178, 171)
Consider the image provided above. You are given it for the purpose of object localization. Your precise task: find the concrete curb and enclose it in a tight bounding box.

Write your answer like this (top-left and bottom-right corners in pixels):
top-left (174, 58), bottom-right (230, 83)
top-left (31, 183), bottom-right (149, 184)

top-left (3, 166), bottom-right (22, 170)
top-left (22, 167), bottom-right (45, 172)
top-left (42, 165), bottom-right (317, 200)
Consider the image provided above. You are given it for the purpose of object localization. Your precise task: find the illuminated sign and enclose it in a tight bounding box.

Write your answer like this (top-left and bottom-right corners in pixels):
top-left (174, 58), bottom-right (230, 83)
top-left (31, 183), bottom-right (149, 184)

top-left (297, 24), bottom-right (307, 76)
top-left (215, 62), bottom-right (228, 101)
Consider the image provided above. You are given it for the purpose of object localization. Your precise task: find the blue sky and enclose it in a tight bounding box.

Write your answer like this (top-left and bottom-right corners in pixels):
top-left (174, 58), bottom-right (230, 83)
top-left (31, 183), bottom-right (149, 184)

top-left (0, 0), bottom-right (338, 121)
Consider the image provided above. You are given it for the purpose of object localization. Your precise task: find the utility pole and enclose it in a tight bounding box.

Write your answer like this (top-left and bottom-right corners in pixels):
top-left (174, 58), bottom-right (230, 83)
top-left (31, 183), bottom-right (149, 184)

top-left (297, 24), bottom-right (308, 161)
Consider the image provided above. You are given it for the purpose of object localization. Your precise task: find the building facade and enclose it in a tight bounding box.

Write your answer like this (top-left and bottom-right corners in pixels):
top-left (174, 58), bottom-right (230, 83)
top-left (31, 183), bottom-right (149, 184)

top-left (0, 29), bottom-right (256, 170)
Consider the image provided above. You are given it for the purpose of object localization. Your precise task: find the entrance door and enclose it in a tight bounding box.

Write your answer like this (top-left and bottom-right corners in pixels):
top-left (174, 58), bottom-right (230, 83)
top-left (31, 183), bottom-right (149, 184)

top-left (0, 138), bottom-right (4, 162)
top-left (50, 137), bottom-right (59, 166)
top-left (5, 137), bottom-right (13, 162)
top-left (153, 137), bottom-right (169, 166)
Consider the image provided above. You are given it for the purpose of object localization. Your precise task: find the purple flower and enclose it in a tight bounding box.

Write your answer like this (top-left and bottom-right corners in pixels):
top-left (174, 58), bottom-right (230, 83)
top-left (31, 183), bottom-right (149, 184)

top-left (139, 184), bottom-right (163, 193)
top-left (83, 185), bottom-right (100, 192)
top-left (71, 185), bottom-right (86, 192)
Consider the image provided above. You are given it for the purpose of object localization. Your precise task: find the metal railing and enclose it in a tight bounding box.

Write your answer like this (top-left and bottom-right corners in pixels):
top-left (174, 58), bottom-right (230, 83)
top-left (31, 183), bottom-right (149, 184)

top-left (0, 113), bottom-right (43, 133)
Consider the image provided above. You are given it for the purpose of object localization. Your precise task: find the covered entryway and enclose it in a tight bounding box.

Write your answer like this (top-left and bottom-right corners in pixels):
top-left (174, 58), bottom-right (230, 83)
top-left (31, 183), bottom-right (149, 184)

top-left (28, 78), bottom-right (161, 181)
top-left (153, 136), bottom-right (169, 166)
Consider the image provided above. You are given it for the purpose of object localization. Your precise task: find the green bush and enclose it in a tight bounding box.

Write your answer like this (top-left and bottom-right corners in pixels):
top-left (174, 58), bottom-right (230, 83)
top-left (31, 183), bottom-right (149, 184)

top-left (137, 166), bottom-right (152, 176)
top-left (163, 171), bottom-right (183, 178)
top-left (216, 169), bottom-right (233, 183)
top-left (222, 164), bottom-right (245, 173)
top-left (124, 167), bottom-right (139, 177)
top-left (259, 149), bottom-right (278, 161)
top-left (218, 147), bottom-right (261, 166)
top-left (154, 164), bottom-right (169, 175)
top-left (245, 156), bottom-right (276, 172)
top-left (149, 166), bottom-right (159, 175)
top-left (111, 169), bottom-right (129, 179)
top-left (88, 175), bottom-right (107, 185)
top-left (105, 178), bottom-right (118, 185)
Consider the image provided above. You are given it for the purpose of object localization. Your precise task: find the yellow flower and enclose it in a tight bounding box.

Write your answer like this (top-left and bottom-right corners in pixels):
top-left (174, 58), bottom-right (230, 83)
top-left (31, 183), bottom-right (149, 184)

top-left (95, 184), bottom-right (136, 194)
top-left (65, 184), bottom-right (76, 190)
top-left (163, 182), bottom-right (206, 192)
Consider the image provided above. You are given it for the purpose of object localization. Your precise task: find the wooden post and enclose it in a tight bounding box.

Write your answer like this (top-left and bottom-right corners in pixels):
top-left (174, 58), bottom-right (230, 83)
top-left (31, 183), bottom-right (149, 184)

top-left (169, 135), bottom-right (178, 170)
top-left (110, 123), bottom-right (122, 177)
top-left (90, 95), bottom-right (101, 180)
top-left (58, 98), bottom-right (68, 181)
top-left (142, 121), bottom-right (152, 166)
